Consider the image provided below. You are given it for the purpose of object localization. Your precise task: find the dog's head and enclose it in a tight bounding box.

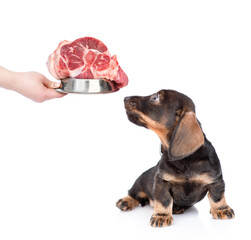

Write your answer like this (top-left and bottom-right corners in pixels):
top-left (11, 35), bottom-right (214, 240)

top-left (124, 90), bottom-right (204, 161)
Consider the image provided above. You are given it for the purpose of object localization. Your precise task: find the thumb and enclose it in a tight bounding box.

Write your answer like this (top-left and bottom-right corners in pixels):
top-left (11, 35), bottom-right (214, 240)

top-left (44, 88), bottom-right (66, 101)
top-left (42, 77), bottom-right (61, 89)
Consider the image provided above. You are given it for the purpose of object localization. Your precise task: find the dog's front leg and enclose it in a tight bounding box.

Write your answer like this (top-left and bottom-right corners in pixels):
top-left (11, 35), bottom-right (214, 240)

top-left (208, 179), bottom-right (235, 219)
top-left (150, 175), bottom-right (174, 227)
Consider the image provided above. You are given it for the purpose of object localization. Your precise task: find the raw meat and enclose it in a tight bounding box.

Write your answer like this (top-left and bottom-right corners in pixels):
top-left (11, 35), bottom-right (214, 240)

top-left (47, 37), bottom-right (128, 88)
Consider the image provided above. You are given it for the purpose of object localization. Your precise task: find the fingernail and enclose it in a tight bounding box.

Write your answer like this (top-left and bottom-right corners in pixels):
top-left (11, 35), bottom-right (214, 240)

top-left (53, 82), bottom-right (60, 88)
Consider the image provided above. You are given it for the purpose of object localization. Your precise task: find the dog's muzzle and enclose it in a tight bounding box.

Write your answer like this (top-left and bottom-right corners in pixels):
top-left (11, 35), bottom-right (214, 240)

top-left (124, 96), bottom-right (137, 111)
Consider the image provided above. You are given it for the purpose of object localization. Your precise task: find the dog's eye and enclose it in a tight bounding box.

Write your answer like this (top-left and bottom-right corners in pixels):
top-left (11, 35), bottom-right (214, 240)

top-left (150, 93), bottom-right (159, 102)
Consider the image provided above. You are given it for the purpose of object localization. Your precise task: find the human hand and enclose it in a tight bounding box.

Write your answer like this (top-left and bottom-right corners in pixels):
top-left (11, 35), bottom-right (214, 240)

top-left (10, 71), bottom-right (66, 102)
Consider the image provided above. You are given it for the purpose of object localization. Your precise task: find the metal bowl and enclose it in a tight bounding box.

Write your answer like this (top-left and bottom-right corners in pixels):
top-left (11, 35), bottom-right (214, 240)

top-left (55, 78), bottom-right (119, 94)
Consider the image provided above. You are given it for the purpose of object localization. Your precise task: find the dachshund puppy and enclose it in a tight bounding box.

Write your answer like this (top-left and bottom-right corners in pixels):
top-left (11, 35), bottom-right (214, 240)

top-left (116, 90), bottom-right (234, 227)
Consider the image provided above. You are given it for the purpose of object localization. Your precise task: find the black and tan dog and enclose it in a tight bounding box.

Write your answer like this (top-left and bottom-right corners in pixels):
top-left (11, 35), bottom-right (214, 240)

top-left (116, 90), bottom-right (234, 227)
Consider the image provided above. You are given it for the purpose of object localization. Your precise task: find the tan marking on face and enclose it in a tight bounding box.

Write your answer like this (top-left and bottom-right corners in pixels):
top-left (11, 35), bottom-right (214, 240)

top-left (161, 173), bottom-right (214, 185)
top-left (132, 109), bottom-right (170, 149)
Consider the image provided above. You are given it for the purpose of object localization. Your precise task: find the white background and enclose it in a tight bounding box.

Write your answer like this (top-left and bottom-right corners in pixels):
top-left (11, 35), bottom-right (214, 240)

top-left (0, 0), bottom-right (250, 239)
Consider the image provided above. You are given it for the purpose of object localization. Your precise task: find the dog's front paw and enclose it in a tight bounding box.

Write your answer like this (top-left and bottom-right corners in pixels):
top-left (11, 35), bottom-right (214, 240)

top-left (211, 206), bottom-right (235, 220)
top-left (150, 213), bottom-right (174, 227)
top-left (116, 195), bottom-right (139, 211)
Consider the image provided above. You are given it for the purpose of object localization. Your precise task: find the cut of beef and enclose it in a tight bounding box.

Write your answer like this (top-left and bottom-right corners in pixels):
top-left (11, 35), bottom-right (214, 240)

top-left (47, 37), bottom-right (128, 88)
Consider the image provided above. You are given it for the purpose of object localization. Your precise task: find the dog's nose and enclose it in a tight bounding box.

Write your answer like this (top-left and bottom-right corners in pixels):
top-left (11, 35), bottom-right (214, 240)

top-left (124, 96), bottom-right (137, 109)
top-left (124, 96), bottom-right (131, 102)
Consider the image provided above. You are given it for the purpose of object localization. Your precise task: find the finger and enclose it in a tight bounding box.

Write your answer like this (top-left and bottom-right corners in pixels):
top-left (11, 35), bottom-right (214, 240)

top-left (44, 89), bottom-right (66, 101)
top-left (42, 76), bottom-right (61, 89)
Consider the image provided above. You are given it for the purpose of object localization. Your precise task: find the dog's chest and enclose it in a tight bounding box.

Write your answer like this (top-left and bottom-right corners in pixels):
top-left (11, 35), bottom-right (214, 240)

top-left (159, 158), bottom-right (214, 184)
top-left (160, 172), bottom-right (213, 185)
top-left (158, 161), bottom-right (214, 206)
top-left (162, 172), bottom-right (212, 206)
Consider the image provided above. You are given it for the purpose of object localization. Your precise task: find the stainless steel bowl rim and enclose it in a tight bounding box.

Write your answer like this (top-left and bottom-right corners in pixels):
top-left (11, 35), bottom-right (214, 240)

top-left (55, 78), bottom-right (119, 94)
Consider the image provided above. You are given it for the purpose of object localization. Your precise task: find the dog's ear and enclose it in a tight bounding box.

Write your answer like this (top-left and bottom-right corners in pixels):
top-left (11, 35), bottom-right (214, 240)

top-left (169, 111), bottom-right (204, 161)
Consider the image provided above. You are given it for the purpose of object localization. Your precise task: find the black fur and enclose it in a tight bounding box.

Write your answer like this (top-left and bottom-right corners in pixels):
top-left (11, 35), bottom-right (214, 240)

top-left (116, 90), bottom-right (234, 226)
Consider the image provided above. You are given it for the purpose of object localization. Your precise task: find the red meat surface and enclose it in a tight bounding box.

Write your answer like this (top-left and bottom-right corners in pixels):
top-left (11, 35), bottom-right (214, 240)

top-left (47, 37), bottom-right (128, 88)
